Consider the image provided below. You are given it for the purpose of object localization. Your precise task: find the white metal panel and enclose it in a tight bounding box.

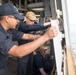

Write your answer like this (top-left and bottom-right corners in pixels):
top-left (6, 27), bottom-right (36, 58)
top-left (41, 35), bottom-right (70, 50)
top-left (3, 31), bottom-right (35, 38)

top-left (51, 20), bottom-right (63, 75)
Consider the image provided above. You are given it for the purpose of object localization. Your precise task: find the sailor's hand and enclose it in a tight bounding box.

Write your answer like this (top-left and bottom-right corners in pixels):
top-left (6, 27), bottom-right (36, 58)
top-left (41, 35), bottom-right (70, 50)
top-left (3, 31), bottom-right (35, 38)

top-left (44, 26), bottom-right (58, 40)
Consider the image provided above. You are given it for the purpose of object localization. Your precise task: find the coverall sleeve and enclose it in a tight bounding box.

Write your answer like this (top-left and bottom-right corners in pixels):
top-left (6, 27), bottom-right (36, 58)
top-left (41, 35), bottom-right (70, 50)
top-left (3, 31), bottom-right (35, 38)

top-left (18, 22), bottom-right (51, 32)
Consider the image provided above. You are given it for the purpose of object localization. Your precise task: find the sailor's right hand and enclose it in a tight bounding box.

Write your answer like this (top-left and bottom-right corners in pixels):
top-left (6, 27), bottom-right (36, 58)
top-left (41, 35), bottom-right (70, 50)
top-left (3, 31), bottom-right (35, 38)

top-left (44, 26), bottom-right (58, 40)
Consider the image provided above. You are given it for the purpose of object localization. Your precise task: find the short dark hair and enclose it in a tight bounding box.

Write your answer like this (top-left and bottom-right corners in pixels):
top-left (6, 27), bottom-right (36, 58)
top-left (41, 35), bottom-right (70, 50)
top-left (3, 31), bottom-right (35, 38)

top-left (0, 16), bottom-right (4, 20)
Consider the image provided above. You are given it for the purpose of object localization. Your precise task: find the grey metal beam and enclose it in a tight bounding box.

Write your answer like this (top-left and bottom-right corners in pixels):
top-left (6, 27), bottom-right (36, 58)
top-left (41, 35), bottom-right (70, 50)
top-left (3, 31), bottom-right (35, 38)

top-left (44, 0), bottom-right (51, 17)
top-left (56, 0), bottom-right (62, 11)
top-left (27, 2), bottom-right (44, 8)
top-left (19, 0), bottom-right (21, 8)
top-left (50, 0), bottom-right (57, 19)
top-left (0, 0), bottom-right (2, 5)
top-left (24, 0), bottom-right (27, 11)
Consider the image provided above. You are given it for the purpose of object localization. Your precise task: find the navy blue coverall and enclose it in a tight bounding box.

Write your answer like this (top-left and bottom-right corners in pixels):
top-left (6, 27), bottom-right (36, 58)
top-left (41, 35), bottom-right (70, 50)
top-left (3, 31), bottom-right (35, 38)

top-left (18, 21), bottom-right (50, 75)
top-left (33, 51), bottom-right (54, 75)
top-left (0, 24), bottom-right (24, 75)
